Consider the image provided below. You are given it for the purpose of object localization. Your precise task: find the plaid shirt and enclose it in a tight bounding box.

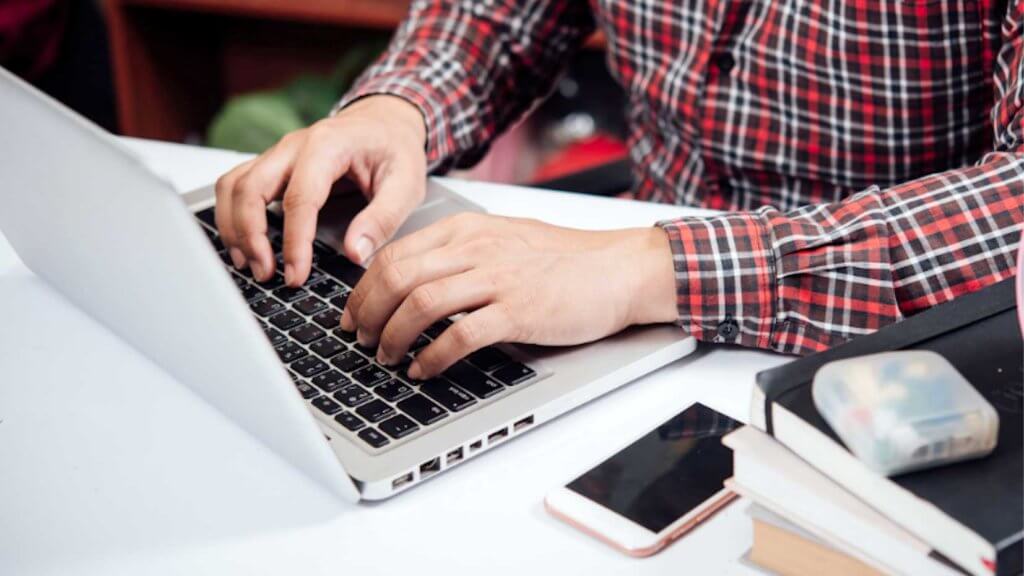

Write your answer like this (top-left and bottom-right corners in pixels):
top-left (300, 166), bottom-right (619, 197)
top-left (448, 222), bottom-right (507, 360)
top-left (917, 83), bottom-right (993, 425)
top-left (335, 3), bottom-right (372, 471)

top-left (339, 0), bottom-right (1024, 355)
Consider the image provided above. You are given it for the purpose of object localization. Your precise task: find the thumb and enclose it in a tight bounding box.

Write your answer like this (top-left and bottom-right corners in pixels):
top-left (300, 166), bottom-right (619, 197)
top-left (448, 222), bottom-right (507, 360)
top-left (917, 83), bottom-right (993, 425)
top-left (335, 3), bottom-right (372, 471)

top-left (344, 161), bottom-right (424, 265)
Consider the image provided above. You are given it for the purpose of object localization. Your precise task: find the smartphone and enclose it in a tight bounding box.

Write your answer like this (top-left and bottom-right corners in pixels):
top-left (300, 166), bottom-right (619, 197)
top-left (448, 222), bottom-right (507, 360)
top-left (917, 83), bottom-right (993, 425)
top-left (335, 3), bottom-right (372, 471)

top-left (544, 402), bottom-right (741, 557)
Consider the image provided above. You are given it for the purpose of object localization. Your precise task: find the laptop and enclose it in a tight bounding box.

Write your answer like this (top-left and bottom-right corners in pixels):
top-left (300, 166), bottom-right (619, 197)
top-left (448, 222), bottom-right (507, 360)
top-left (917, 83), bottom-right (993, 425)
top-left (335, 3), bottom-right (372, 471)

top-left (0, 67), bottom-right (696, 501)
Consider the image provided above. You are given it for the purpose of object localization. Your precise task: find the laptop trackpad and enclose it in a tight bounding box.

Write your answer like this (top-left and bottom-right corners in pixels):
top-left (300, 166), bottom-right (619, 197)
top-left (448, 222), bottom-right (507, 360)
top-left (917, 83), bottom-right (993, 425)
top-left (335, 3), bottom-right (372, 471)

top-left (312, 180), bottom-right (485, 258)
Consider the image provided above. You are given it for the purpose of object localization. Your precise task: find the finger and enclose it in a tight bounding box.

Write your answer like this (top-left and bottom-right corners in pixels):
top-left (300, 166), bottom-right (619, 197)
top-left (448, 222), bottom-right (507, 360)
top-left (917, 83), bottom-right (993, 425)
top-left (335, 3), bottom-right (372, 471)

top-left (348, 242), bottom-right (481, 345)
top-left (232, 137), bottom-right (303, 280)
top-left (214, 158), bottom-right (255, 268)
top-left (377, 269), bottom-right (498, 366)
top-left (342, 158), bottom-right (424, 265)
top-left (338, 214), bottom-right (472, 331)
top-left (408, 304), bottom-right (510, 378)
top-left (281, 142), bottom-right (354, 286)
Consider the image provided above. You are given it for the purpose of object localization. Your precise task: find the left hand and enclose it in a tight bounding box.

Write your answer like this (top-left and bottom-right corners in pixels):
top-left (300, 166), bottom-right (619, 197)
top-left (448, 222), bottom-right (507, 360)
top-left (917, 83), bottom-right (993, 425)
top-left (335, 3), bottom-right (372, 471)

top-left (340, 213), bottom-right (678, 379)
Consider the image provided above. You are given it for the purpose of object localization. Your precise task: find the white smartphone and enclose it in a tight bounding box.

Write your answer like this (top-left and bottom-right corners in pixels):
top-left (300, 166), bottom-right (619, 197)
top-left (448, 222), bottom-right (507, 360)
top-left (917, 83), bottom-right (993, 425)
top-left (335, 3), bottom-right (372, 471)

top-left (545, 402), bottom-right (741, 557)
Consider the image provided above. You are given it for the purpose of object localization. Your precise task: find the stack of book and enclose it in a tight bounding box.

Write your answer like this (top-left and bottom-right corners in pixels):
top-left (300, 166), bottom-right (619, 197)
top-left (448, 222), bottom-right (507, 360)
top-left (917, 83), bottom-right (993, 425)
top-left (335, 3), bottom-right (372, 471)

top-left (724, 279), bottom-right (1022, 576)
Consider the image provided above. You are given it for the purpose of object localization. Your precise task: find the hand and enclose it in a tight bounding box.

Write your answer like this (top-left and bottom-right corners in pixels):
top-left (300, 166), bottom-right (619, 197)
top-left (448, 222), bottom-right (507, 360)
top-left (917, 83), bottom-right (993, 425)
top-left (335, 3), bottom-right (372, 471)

top-left (341, 213), bottom-right (679, 379)
top-left (214, 95), bottom-right (427, 286)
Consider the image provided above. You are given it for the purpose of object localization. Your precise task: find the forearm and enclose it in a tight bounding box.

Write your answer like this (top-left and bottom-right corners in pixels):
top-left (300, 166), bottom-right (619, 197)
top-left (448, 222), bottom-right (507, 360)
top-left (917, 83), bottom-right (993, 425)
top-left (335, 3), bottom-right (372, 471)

top-left (657, 155), bottom-right (1023, 355)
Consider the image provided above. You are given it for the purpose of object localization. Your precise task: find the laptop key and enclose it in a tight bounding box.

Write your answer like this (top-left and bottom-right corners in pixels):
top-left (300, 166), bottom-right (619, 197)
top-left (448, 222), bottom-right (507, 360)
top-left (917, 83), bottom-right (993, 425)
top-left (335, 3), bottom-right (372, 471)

top-left (420, 379), bottom-right (476, 412)
top-left (409, 334), bottom-right (430, 352)
top-left (294, 380), bottom-right (319, 399)
top-left (378, 414), bottom-right (419, 440)
top-left (292, 356), bottom-right (329, 378)
top-left (196, 207), bottom-right (217, 228)
top-left (356, 399), bottom-right (395, 423)
top-left (294, 296), bottom-right (328, 316)
top-left (445, 362), bottom-right (504, 399)
top-left (423, 319), bottom-right (452, 339)
top-left (251, 297), bottom-right (285, 317)
top-left (310, 279), bottom-right (343, 299)
top-left (492, 362), bottom-right (536, 386)
top-left (269, 309), bottom-right (304, 331)
top-left (357, 427), bottom-right (389, 448)
top-left (334, 384), bottom-right (372, 407)
top-left (311, 395), bottom-right (343, 416)
top-left (375, 379), bottom-right (413, 402)
top-left (275, 341), bottom-right (308, 363)
top-left (334, 411), bottom-right (366, 432)
top-left (240, 284), bottom-right (264, 303)
top-left (273, 285), bottom-right (308, 303)
top-left (352, 365), bottom-right (390, 387)
top-left (309, 336), bottom-right (345, 359)
top-left (467, 347), bottom-right (512, 372)
top-left (397, 394), bottom-right (449, 426)
top-left (311, 370), bottom-right (350, 393)
top-left (353, 341), bottom-right (377, 356)
top-left (263, 326), bottom-right (287, 346)
top-left (312, 308), bottom-right (342, 329)
top-left (257, 273), bottom-right (286, 290)
top-left (331, 350), bottom-right (368, 372)
top-left (333, 327), bottom-right (357, 343)
top-left (289, 323), bottom-right (326, 345)
top-left (330, 293), bottom-right (350, 310)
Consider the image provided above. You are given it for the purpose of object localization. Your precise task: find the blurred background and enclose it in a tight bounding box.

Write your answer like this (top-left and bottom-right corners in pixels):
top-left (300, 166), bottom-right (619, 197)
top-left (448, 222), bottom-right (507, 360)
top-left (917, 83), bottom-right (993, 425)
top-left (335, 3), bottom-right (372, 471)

top-left (1, 0), bottom-right (631, 192)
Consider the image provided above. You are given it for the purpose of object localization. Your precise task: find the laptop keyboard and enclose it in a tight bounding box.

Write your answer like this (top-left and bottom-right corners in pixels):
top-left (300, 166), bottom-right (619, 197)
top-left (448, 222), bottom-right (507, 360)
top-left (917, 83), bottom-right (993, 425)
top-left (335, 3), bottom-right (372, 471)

top-left (194, 207), bottom-right (539, 452)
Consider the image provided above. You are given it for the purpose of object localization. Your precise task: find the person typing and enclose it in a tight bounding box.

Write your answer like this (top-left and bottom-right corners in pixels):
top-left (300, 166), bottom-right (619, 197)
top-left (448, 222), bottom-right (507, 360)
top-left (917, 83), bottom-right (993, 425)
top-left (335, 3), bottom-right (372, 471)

top-left (213, 0), bottom-right (1022, 380)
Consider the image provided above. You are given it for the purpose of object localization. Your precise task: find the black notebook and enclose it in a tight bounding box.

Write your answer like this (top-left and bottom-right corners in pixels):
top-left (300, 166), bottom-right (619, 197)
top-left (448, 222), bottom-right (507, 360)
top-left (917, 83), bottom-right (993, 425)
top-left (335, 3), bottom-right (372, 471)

top-left (750, 278), bottom-right (1022, 576)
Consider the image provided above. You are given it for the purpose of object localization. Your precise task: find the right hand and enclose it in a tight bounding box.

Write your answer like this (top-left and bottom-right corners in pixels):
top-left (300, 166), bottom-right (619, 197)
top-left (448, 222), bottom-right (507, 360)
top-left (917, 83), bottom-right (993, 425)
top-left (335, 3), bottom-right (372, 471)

top-left (214, 95), bottom-right (428, 286)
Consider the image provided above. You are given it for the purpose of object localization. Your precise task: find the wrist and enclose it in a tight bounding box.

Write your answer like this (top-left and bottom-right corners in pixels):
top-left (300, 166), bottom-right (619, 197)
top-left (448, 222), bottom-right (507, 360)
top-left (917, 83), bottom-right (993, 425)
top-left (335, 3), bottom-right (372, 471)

top-left (338, 94), bottom-right (427, 149)
top-left (626, 227), bottom-right (678, 326)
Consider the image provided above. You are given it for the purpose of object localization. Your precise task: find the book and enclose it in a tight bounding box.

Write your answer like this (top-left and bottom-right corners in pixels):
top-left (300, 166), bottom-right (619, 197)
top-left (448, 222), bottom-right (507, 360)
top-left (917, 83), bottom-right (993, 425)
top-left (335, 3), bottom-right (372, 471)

top-left (724, 426), bottom-right (958, 576)
top-left (749, 278), bottom-right (1023, 576)
top-left (747, 503), bottom-right (883, 576)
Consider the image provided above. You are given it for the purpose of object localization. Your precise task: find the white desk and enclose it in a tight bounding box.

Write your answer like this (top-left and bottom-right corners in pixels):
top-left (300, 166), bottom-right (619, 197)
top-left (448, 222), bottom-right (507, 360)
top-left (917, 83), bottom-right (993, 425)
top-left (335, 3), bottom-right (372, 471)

top-left (0, 139), bottom-right (789, 576)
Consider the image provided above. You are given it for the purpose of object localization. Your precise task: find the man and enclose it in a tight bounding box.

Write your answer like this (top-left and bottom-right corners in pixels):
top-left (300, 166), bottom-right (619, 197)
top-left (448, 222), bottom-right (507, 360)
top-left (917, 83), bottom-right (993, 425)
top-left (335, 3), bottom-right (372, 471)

top-left (214, 0), bottom-right (1022, 380)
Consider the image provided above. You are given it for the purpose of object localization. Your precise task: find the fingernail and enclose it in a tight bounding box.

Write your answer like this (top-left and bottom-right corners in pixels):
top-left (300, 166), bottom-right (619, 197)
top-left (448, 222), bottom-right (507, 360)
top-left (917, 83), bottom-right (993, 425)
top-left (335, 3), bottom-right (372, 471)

top-left (230, 248), bottom-right (246, 269)
top-left (354, 236), bottom-right (374, 264)
top-left (284, 264), bottom-right (295, 286)
top-left (340, 310), bottom-right (354, 331)
top-left (357, 330), bottom-right (371, 347)
top-left (407, 361), bottom-right (423, 380)
top-left (376, 351), bottom-right (392, 366)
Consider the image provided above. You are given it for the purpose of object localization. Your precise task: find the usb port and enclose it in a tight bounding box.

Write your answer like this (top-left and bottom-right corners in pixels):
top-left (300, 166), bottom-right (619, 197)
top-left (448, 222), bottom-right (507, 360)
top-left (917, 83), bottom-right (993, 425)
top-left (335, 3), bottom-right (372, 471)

top-left (469, 439), bottom-right (483, 453)
top-left (488, 427), bottom-right (509, 445)
top-left (513, 415), bottom-right (534, 433)
top-left (419, 457), bottom-right (441, 477)
top-left (392, 472), bottom-right (414, 490)
top-left (446, 447), bottom-right (464, 466)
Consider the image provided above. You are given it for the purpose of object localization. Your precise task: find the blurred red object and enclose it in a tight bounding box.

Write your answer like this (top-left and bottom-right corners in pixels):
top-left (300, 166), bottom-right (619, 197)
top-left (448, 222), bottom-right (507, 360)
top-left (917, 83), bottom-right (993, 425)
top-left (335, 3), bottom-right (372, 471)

top-left (0, 0), bottom-right (67, 80)
top-left (531, 134), bottom-right (627, 183)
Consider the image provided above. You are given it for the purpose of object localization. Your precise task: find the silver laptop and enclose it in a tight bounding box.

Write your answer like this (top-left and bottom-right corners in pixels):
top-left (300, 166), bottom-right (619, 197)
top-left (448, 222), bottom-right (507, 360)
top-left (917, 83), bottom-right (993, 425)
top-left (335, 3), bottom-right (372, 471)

top-left (0, 67), bottom-right (695, 501)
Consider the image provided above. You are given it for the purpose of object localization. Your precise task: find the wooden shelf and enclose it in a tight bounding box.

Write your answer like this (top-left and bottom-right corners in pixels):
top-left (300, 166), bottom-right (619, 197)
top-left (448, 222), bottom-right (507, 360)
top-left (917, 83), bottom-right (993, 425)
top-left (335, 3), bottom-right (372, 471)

top-left (103, 0), bottom-right (604, 141)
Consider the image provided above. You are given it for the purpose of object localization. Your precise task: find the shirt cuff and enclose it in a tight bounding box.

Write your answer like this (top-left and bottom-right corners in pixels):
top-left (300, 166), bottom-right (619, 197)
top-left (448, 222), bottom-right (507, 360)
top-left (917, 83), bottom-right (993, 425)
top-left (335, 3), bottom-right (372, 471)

top-left (657, 213), bottom-right (777, 349)
top-left (333, 73), bottom-right (453, 173)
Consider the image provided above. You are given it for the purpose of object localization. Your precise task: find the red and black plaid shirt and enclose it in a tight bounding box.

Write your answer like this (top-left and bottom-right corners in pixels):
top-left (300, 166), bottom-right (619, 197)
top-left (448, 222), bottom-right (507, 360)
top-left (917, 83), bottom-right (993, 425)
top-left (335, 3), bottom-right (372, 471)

top-left (340, 0), bottom-right (1023, 355)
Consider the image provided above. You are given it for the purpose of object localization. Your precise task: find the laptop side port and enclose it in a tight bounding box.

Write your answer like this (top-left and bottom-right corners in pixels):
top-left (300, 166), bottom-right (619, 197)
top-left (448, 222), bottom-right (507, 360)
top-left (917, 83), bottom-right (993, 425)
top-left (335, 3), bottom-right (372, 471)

top-left (392, 471), bottom-right (414, 490)
top-left (469, 439), bottom-right (483, 453)
top-left (446, 447), bottom-right (464, 466)
top-left (488, 426), bottom-right (509, 445)
top-left (419, 457), bottom-right (441, 477)
top-left (513, 415), bottom-right (534, 433)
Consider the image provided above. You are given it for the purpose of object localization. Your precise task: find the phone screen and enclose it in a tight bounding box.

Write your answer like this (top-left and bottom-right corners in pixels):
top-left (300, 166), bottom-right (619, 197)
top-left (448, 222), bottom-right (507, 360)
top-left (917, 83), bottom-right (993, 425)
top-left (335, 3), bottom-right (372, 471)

top-left (566, 402), bottom-right (741, 533)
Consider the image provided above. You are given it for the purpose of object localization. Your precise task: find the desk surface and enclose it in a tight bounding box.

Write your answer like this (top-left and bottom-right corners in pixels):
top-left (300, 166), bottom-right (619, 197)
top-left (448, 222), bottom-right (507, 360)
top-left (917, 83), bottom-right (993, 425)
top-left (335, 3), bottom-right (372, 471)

top-left (0, 139), bottom-right (788, 576)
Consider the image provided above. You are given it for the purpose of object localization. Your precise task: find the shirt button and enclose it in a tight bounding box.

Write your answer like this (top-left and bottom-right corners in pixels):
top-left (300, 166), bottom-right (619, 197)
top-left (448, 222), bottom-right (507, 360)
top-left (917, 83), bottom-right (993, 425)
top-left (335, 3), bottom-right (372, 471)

top-left (715, 53), bottom-right (735, 74)
top-left (717, 319), bottom-right (739, 341)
